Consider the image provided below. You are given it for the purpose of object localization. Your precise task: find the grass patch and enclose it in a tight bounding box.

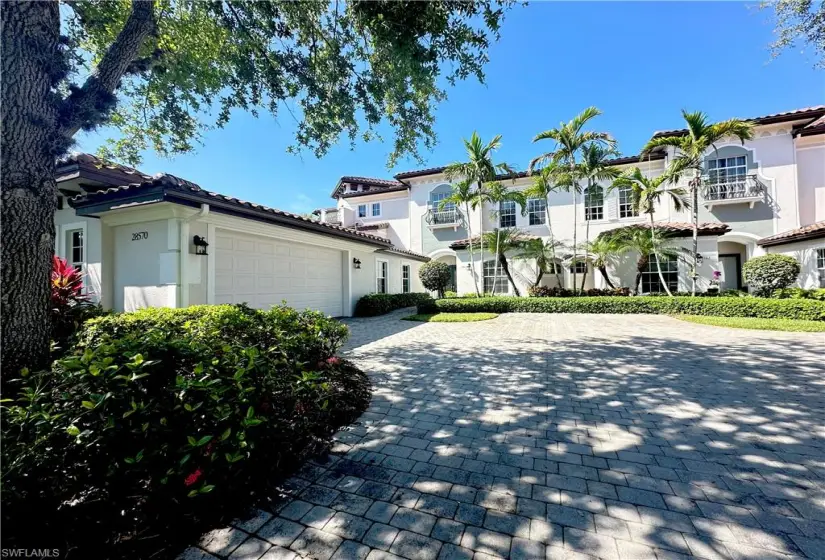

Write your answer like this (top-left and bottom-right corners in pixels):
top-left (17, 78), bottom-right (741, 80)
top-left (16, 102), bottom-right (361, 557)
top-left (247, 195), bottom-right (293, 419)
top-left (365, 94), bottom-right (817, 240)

top-left (403, 312), bottom-right (499, 323)
top-left (675, 315), bottom-right (825, 332)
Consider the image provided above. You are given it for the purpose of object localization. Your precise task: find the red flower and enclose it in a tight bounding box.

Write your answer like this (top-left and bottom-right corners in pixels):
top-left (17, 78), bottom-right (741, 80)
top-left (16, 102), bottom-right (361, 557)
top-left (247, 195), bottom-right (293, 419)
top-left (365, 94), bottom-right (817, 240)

top-left (184, 468), bottom-right (203, 487)
top-left (326, 356), bottom-right (341, 366)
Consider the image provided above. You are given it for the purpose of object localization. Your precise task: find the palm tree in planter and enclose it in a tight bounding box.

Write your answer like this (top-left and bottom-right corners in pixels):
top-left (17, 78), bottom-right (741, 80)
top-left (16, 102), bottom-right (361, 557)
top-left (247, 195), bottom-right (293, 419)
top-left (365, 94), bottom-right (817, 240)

top-left (529, 107), bottom-right (615, 293)
top-left (577, 143), bottom-right (621, 291)
top-left (610, 167), bottom-right (689, 296)
top-left (579, 236), bottom-right (621, 289)
top-left (439, 179), bottom-right (481, 296)
top-left (523, 162), bottom-right (573, 288)
top-left (445, 132), bottom-right (516, 291)
top-left (641, 110), bottom-right (754, 295)
top-left (514, 237), bottom-right (566, 289)
top-left (610, 227), bottom-right (686, 295)
top-left (475, 228), bottom-right (529, 296)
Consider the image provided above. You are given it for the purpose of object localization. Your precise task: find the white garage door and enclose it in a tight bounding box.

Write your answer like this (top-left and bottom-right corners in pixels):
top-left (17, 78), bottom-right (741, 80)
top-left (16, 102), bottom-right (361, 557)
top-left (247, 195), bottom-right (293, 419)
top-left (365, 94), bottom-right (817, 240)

top-left (214, 229), bottom-right (344, 316)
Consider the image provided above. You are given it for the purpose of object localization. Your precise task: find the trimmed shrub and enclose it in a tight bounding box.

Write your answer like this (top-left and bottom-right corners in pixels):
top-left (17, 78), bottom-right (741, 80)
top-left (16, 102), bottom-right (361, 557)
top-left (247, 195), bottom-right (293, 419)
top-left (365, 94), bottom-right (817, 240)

top-left (354, 292), bottom-right (433, 316)
top-left (773, 287), bottom-right (825, 301)
top-left (417, 296), bottom-right (825, 321)
top-left (418, 261), bottom-right (452, 297)
top-left (2, 304), bottom-right (368, 559)
top-left (742, 254), bottom-right (801, 297)
top-left (528, 286), bottom-right (631, 297)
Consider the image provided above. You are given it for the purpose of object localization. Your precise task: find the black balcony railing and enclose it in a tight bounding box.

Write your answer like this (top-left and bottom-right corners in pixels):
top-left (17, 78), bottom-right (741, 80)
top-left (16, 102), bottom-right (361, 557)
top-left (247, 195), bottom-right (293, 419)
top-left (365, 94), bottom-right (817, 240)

top-left (702, 174), bottom-right (764, 201)
top-left (425, 206), bottom-right (462, 226)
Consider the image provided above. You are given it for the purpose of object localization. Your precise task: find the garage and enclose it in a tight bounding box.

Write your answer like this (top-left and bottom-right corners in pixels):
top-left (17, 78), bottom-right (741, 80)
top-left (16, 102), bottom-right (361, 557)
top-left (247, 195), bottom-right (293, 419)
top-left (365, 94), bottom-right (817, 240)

top-left (214, 229), bottom-right (344, 316)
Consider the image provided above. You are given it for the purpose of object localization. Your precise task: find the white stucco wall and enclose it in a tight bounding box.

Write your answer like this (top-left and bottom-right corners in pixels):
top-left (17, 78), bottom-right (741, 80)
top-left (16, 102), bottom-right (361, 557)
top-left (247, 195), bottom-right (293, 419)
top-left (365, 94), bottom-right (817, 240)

top-left (765, 239), bottom-right (825, 289)
top-left (795, 138), bottom-right (825, 226)
top-left (55, 207), bottom-right (106, 304)
top-left (113, 219), bottom-right (178, 312)
top-left (338, 192), bottom-right (411, 249)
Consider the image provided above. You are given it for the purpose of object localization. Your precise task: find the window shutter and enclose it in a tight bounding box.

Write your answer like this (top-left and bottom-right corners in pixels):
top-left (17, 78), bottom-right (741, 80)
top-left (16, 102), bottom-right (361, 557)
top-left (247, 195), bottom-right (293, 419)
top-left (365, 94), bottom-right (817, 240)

top-left (606, 189), bottom-right (618, 221)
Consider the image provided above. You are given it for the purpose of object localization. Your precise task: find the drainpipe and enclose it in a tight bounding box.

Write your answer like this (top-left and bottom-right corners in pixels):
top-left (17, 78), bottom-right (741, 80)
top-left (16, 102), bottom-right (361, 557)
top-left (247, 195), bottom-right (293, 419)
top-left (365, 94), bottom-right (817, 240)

top-left (179, 204), bottom-right (210, 307)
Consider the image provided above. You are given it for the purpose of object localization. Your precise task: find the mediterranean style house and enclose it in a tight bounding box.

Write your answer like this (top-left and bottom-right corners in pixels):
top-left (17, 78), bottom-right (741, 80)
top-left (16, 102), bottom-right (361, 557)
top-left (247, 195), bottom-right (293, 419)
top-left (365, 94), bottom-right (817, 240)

top-left (55, 154), bottom-right (428, 315)
top-left (321, 106), bottom-right (825, 295)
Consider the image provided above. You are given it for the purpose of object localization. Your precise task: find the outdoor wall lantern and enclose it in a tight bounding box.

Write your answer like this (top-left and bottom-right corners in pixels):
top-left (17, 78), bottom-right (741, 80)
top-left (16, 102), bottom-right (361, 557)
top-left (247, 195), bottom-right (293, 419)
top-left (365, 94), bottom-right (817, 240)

top-left (353, 258), bottom-right (361, 269)
top-left (695, 252), bottom-right (704, 265)
top-left (193, 235), bottom-right (209, 256)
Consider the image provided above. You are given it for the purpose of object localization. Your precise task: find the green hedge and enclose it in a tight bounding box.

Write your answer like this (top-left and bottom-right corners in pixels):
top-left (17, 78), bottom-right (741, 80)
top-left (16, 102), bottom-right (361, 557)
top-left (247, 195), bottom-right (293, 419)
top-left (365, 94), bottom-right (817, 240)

top-left (772, 287), bottom-right (825, 301)
top-left (2, 304), bottom-right (369, 559)
top-left (418, 296), bottom-right (825, 321)
top-left (354, 292), bottom-right (433, 316)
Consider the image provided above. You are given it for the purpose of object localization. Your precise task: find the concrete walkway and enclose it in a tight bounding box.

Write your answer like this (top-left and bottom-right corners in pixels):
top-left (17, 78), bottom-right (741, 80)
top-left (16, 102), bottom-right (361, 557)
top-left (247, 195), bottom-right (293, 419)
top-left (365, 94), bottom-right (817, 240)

top-left (187, 311), bottom-right (825, 560)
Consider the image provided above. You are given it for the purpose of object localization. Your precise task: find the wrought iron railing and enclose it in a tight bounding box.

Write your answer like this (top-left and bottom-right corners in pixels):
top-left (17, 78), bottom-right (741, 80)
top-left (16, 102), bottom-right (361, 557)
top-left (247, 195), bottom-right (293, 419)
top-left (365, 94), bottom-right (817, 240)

top-left (702, 174), bottom-right (764, 201)
top-left (425, 206), bottom-right (462, 226)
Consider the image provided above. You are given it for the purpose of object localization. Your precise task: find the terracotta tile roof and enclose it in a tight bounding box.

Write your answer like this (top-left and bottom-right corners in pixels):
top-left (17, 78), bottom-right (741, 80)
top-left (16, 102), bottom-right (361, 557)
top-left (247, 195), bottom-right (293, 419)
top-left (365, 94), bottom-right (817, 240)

top-left (758, 221), bottom-right (825, 247)
top-left (355, 222), bottom-right (389, 231)
top-left (331, 175), bottom-right (407, 199)
top-left (338, 185), bottom-right (410, 199)
top-left (379, 246), bottom-right (430, 262)
top-left (794, 115), bottom-right (825, 137)
top-left (70, 174), bottom-right (392, 247)
top-left (651, 105), bottom-right (825, 139)
top-left (341, 176), bottom-right (404, 187)
top-left (449, 232), bottom-right (540, 250)
top-left (598, 221), bottom-right (731, 239)
top-left (56, 152), bottom-right (153, 186)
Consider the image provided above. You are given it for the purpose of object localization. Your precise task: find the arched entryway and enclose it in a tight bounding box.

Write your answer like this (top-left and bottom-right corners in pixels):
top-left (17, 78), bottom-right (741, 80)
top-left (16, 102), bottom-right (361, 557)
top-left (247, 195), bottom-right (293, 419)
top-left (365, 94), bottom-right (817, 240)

top-left (428, 248), bottom-right (457, 293)
top-left (717, 232), bottom-right (763, 291)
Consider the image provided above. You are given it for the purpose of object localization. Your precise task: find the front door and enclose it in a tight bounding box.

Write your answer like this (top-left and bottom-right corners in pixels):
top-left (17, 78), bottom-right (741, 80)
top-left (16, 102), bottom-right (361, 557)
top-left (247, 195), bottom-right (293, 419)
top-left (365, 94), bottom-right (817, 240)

top-left (448, 265), bottom-right (457, 292)
top-left (719, 254), bottom-right (741, 291)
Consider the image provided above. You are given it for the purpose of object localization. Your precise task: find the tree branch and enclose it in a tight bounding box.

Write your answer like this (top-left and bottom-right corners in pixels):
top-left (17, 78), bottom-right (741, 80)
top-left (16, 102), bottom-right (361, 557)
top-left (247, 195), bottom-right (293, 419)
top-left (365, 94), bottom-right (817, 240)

top-left (58, 0), bottom-right (156, 139)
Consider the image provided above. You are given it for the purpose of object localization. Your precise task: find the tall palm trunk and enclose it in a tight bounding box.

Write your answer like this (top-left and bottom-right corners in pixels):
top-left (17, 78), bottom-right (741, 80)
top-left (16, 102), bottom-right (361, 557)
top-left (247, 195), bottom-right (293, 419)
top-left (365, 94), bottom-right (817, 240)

top-left (545, 205), bottom-right (563, 288)
top-left (464, 201), bottom-right (481, 296)
top-left (580, 179), bottom-right (592, 292)
top-left (570, 160), bottom-right (578, 294)
top-left (476, 180), bottom-right (485, 293)
top-left (649, 213), bottom-right (673, 296)
top-left (493, 228), bottom-right (501, 294)
top-left (690, 171), bottom-right (700, 296)
top-left (498, 252), bottom-right (521, 296)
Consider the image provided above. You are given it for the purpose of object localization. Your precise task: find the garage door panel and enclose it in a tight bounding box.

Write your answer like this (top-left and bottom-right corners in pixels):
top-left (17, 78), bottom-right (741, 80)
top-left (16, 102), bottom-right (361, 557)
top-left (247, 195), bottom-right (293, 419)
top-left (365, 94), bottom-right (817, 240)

top-left (214, 230), bottom-right (343, 316)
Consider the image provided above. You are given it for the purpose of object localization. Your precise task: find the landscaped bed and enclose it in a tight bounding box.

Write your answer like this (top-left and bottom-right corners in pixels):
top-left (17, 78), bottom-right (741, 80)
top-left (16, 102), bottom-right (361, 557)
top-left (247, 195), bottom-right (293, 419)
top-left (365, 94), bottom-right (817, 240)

top-left (1, 304), bottom-right (369, 560)
top-left (418, 296), bottom-right (825, 321)
top-left (403, 312), bottom-right (499, 322)
top-left (674, 315), bottom-right (825, 332)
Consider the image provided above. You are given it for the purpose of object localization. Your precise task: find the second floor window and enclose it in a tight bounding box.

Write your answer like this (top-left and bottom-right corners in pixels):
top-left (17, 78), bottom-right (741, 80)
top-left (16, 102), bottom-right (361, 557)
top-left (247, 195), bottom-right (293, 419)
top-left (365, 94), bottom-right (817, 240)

top-left (707, 156), bottom-right (747, 184)
top-left (499, 200), bottom-right (516, 228)
top-left (357, 204), bottom-right (367, 218)
top-left (430, 191), bottom-right (455, 211)
top-left (371, 202), bottom-right (381, 217)
top-left (527, 198), bottom-right (546, 226)
top-left (618, 185), bottom-right (638, 218)
top-left (584, 186), bottom-right (604, 221)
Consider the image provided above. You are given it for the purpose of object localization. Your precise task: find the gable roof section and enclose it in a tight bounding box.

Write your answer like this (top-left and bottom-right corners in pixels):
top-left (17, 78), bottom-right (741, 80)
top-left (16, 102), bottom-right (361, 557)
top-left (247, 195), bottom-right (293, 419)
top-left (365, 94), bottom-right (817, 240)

top-left (70, 174), bottom-right (393, 248)
top-left (793, 115), bottom-right (825, 138)
top-left (757, 221), bottom-right (825, 247)
top-left (330, 176), bottom-right (407, 199)
top-left (651, 105), bottom-right (825, 139)
top-left (56, 152), bottom-right (152, 189)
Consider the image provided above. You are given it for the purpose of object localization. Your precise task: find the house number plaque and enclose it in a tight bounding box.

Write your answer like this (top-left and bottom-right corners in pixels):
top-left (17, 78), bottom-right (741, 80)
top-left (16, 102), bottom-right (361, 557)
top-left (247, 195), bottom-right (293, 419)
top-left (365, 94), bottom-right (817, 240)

top-left (132, 231), bottom-right (149, 241)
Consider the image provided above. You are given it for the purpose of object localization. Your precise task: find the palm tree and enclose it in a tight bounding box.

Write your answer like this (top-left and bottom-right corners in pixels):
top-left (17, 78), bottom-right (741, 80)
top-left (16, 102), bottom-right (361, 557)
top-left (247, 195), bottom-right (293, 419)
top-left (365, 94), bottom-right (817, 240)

top-left (579, 236), bottom-right (621, 289)
top-left (445, 132), bottom-right (516, 294)
top-left (530, 107), bottom-right (615, 293)
top-left (483, 182), bottom-right (526, 288)
top-left (476, 229), bottom-right (527, 296)
top-left (608, 227), bottom-right (686, 295)
top-left (641, 110), bottom-right (754, 295)
top-left (439, 179), bottom-right (481, 296)
top-left (514, 238), bottom-right (565, 289)
top-left (523, 162), bottom-right (572, 288)
top-left (577, 143), bottom-right (621, 291)
top-left (610, 167), bottom-right (690, 296)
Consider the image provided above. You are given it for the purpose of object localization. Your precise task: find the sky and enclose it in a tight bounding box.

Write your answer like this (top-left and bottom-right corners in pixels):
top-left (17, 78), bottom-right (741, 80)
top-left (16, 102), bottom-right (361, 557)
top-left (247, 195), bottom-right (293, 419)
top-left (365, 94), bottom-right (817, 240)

top-left (78, 1), bottom-right (825, 215)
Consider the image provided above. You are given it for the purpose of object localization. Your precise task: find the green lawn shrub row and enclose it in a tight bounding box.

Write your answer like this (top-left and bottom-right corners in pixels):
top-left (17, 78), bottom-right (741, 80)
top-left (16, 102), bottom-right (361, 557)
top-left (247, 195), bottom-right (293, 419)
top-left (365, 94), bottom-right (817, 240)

top-left (772, 287), bottom-right (825, 301)
top-left (2, 304), bottom-right (369, 559)
top-left (419, 296), bottom-right (825, 321)
top-left (354, 292), bottom-right (433, 316)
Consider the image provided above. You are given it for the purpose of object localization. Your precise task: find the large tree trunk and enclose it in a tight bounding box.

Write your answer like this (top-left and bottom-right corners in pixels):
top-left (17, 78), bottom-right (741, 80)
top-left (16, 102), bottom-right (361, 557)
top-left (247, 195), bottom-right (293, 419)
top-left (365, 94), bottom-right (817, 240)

top-left (1, 2), bottom-right (62, 377)
top-left (599, 266), bottom-right (616, 289)
top-left (499, 253), bottom-right (520, 297)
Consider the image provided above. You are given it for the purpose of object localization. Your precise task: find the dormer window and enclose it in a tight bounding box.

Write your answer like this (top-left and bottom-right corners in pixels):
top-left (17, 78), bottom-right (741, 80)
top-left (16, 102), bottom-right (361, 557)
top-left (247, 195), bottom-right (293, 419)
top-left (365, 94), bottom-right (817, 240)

top-left (357, 204), bottom-right (367, 218)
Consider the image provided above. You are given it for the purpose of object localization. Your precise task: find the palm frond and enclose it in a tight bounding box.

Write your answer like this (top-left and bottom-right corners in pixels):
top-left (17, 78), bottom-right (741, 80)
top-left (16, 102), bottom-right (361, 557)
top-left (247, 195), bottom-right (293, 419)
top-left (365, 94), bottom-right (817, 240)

top-left (708, 118), bottom-right (755, 144)
top-left (640, 135), bottom-right (684, 156)
top-left (681, 109), bottom-right (709, 141)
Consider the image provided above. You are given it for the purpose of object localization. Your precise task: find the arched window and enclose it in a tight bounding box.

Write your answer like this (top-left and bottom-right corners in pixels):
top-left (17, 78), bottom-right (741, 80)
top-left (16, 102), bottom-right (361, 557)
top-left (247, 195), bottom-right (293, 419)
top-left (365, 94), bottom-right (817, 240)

top-left (584, 186), bottom-right (604, 221)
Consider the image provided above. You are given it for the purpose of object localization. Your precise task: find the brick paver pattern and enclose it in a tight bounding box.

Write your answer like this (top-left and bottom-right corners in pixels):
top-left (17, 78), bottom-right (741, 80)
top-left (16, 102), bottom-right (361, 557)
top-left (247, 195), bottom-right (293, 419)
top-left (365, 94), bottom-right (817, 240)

top-left (182, 311), bottom-right (825, 560)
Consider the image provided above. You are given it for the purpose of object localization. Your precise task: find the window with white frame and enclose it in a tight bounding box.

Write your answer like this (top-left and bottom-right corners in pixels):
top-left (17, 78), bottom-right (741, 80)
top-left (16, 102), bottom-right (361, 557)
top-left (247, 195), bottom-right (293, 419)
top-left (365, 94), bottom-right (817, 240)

top-left (483, 260), bottom-right (508, 294)
top-left (569, 261), bottom-right (587, 274)
top-left (584, 186), bottom-right (604, 221)
top-left (65, 228), bottom-right (85, 272)
top-left (357, 204), bottom-right (367, 218)
top-left (641, 254), bottom-right (678, 293)
top-left (707, 156), bottom-right (747, 184)
top-left (499, 200), bottom-right (516, 228)
top-left (371, 202), bottom-right (381, 217)
top-left (817, 248), bottom-right (825, 288)
top-left (527, 198), bottom-right (546, 226)
top-left (618, 185), bottom-right (638, 218)
top-left (402, 264), bottom-right (411, 293)
top-left (430, 191), bottom-right (455, 212)
top-left (376, 260), bottom-right (388, 293)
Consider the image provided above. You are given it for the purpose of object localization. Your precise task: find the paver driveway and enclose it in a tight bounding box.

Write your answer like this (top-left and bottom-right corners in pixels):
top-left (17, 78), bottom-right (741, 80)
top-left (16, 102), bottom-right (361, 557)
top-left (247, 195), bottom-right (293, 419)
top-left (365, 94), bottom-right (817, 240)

top-left (190, 312), bottom-right (825, 560)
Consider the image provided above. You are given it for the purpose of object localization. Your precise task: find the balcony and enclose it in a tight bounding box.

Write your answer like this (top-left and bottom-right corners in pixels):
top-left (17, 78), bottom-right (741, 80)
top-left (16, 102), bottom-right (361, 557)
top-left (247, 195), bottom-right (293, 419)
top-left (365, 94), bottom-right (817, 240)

top-left (702, 174), bottom-right (765, 210)
top-left (425, 206), bottom-right (463, 230)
